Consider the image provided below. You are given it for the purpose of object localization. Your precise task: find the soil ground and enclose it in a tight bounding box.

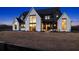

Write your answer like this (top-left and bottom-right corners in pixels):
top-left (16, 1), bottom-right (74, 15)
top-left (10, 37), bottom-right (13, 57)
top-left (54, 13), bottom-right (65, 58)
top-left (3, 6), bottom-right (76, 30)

top-left (0, 31), bottom-right (79, 51)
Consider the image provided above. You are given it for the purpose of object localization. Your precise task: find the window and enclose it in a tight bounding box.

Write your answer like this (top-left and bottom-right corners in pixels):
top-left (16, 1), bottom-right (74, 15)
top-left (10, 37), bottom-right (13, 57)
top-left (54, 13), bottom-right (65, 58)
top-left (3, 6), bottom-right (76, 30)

top-left (29, 15), bottom-right (36, 31)
top-left (48, 16), bottom-right (50, 19)
top-left (15, 25), bottom-right (17, 29)
top-left (30, 16), bottom-right (36, 23)
top-left (62, 18), bottom-right (67, 30)
top-left (45, 16), bottom-right (48, 19)
top-left (21, 24), bottom-right (25, 28)
top-left (45, 16), bottom-right (50, 20)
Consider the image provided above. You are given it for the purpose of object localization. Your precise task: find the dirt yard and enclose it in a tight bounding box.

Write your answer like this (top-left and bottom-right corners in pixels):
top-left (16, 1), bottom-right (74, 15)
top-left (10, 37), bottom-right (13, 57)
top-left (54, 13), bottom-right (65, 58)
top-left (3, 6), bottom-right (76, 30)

top-left (0, 31), bottom-right (79, 51)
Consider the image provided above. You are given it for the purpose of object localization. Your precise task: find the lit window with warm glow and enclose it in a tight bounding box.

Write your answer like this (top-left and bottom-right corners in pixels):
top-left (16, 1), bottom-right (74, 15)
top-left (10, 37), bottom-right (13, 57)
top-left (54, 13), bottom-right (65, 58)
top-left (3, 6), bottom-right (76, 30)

top-left (30, 16), bottom-right (36, 23)
top-left (62, 18), bottom-right (67, 30)
top-left (29, 15), bottom-right (36, 31)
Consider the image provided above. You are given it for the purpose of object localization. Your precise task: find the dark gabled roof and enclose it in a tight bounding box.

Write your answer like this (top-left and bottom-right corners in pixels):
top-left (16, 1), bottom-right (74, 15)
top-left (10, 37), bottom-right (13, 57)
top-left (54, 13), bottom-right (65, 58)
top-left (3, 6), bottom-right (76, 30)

top-left (19, 7), bottom-right (62, 19)
top-left (35, 7), bottom-right (62, 21)
top-left (19, 11), bottom-right (28, 20)
top-left (17, 7), bottom-right (62, 23)
top-left (16, 11), bottom-right (28, 24)
top-left (16, 18), bottom-right (25, 24)
top-left (35, 7), bottom-right (60, 16)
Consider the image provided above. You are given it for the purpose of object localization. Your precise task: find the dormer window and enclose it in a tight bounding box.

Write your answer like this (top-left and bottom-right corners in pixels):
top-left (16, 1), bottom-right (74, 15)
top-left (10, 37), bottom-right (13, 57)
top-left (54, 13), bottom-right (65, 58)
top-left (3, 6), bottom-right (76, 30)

top-left (45, 16), bottom-right (48, 19)
top-left (21, 24), bottom-right (25, 28)
top-left (45, 16), bottom-right (50, 20)
top-left (48, 16), bottom-right (50, 19)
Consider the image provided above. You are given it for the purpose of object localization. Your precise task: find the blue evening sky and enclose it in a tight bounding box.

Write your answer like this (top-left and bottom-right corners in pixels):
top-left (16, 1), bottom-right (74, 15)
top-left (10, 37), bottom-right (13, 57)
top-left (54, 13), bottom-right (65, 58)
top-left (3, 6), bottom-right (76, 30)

top-left (0, 7), bottom-right (79, 26)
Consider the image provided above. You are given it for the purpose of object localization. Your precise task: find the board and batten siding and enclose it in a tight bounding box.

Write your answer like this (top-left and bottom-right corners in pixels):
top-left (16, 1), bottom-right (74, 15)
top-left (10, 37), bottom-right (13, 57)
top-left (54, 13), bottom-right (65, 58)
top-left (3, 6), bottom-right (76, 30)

top-left (12, 18), bottom-right (19, 31)
top-left (57, 13), bottom-right (71, 32)
top-left (25, 8), bottom-right (41, 32)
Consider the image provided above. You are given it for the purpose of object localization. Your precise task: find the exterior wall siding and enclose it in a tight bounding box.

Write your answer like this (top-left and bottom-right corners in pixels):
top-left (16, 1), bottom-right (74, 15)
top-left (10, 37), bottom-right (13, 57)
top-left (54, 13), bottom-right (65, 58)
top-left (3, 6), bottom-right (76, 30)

top-left (12, 21), bottom-right (19, 31)
top-left (25, 16), bottom-right (30, 31)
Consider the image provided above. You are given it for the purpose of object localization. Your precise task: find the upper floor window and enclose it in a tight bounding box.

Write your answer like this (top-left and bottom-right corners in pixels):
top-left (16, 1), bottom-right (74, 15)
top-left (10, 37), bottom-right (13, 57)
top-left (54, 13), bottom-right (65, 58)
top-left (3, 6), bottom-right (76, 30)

top-left (45, 16), bottom-right (50, 20)
top-left (48, 16), bottom-right (50, 19)
top-left (62, 18), bottom-right (67, 30)
top-left (30, 15), bottom-right (36, 23)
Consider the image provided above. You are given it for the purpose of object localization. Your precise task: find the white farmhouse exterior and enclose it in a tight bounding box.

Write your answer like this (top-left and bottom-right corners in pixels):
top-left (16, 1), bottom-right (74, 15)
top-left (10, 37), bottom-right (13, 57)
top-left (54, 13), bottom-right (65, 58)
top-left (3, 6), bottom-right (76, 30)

top-left (12, 8), bottom-right (71, 32)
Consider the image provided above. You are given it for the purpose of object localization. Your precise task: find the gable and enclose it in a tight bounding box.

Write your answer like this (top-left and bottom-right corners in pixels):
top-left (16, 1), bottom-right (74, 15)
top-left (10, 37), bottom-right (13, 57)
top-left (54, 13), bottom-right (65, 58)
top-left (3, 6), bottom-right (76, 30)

top-left (13, 18), bottom-right (18, 24)
top-left (26, 8), bottom-right (41, 19)
top-left (58, 13), bottom-right (71, 22)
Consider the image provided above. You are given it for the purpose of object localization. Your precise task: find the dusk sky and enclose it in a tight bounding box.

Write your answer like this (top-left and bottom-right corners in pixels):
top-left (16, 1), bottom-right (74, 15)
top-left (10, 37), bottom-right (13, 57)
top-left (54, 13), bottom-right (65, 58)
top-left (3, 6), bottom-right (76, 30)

top-left (0, 7), bottom-right (79, 26)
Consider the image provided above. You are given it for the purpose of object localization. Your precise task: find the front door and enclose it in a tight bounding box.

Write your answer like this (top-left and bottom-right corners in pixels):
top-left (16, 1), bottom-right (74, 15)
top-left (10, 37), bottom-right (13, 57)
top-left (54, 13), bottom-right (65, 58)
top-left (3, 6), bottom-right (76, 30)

top-left (29, 15), bottom-right (36, 32)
